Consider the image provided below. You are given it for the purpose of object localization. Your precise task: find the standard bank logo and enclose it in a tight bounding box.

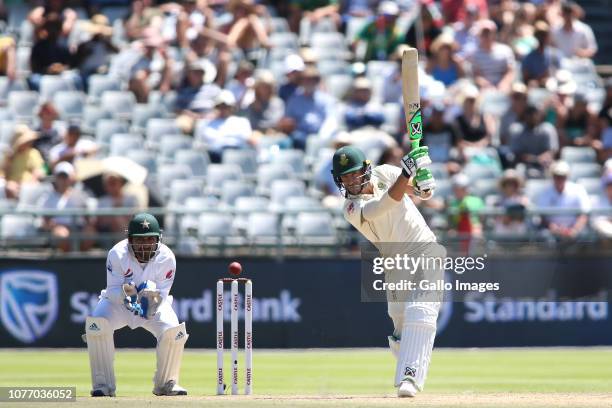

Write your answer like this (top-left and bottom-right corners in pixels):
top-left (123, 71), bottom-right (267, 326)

top-left (0, 270), bottom-right (58, 343)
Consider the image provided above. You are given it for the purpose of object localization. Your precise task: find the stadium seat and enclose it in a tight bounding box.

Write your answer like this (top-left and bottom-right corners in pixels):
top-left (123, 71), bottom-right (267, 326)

top-left (126, 149), bottom-right (157, 175)
top-left (269, 32), bottom-right (299, 49)
top-left (270, 179), bottom-right (306, 208)
top-left (569, 163), bottom-right (602, 181)
top-left (269, 17), bottom-right (290, 33)
top-left (382, 102), bottom-right (401, 135)
top-left (429, 163), bottom-right (449, 180)
top-left (204, 164), bottom-right (243, 196)
top-left (268, 149), bottom-right (306, 174)
top-left (88, 74), bottom-right (122, 102)
top-left (366, 60), bottom-right (395, 81)
top-left (434, 179), bottom-right (453, 200)
top-left (179, 196), bottom-right (220, 233)
top-left (197, 213), bottom-right (235, 244)
top-left (95, 119), bottom-right (129, 145)
top-left (317, 59), bottom-right (350, 76)
top-left (15, 46), bottom-right (31, 77)
top-left (561, 146), bottom-right (597, 163)
top-left (0, 214), bottom-right (37, 240)
top-left (174, 150), bottom-right (210, 177)
top-left (577, 177), bottom-right (602, 195)
top-left (0, 77), bottom-right (26, 106)
top-left (525, 179), bottom-right (550, 202)
top-left (39, 75), bottom-right (73, 100)
top-left (168, 179), bottom-right (204, 204)
top-left (18, 182), bottom-right (53, 209)
top-left (53, 91), bottom-right (85, 121)
top-left (159, 135), bottom-right (193, 162)
top-left (220, 180), bottom-right (255, 207)
top-left (146, 118), bottom-right (181, 143)
top-left (472, 178), bottom-right (500, 198)
top-left (256, 163), bottom-right (295, 195)
top-left (156, 163), bottom-right (193, 199)
top-left (109, 134), bottom-right (144, 157)
top-left (130, 104), bottom-right (163, 135)
top-left (480, 90), bottom-right (510, 117)
top-left (8, 91), bottom-right (39, 121)
top-left (222, 149), bottom-right (258, 174)
top-left (0, 120), bottom-right (15, 145)
top-left (345, 16), bottom-right (369, 43)
top-left (282, 196), bottom-right (324, 232)
top-left (311, 32), bottom-right (346, 50)
top-left (463, 163), bottom-right (501, 180)
top-left (295, 212), bottom-right (336, 244)
top-left (101, 91), bottom-right (136, 119)
top-left (324, 74), bottom-right (353, 100)
top-left (82, 105), bottom-right (110, 135)
top-left (232, 196), bottom-right (270, 233)
top-left (246, 212), bottom-right (279, 244)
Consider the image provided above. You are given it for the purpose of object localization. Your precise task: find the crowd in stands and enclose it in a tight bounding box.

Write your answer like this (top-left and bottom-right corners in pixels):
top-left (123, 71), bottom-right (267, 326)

top-left (0, 0), bottom-right (610, 252)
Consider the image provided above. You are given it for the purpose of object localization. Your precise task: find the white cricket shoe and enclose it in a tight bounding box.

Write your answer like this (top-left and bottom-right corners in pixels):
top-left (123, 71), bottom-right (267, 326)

top-left (153, 380), bottom-right (188, 396)
top-left (397, 380), bottom-right (418, 398)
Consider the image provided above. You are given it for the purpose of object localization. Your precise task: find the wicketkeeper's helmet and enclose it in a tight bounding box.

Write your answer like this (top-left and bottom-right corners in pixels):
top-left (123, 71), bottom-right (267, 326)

top-left (127, 213), bottom-right (162, 263)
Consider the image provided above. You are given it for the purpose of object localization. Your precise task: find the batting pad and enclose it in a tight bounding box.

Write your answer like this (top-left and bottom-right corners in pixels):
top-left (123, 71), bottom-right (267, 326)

top-left (154, 322), bottom-right (189, 389)
top-left (85, 317), bottom-right (116, 396)
top-left (394, 303), bottom-right (439, 390)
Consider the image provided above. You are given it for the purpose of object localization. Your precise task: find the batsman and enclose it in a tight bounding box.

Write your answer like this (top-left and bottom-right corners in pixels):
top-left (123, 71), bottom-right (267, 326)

top-left (332, 49), bottom-right (443, 398)
top-left (84, 213), bottom-right (188, 397)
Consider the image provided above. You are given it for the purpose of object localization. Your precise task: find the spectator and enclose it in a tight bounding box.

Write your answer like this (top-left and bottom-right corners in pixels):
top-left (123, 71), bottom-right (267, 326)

top-left (128, 34), bottom-right (173, 103)
top-left (443, 0), bottom-right (488, 24)
top-left (48, 125), bottom-right (98, 170)
top-left (176, 0), bottom-right (215, 49)
top-left (422, 102), bottom-right (460, 164)
top-left (454, 85), bottom-right (492, 150)
top-left (0, 34), bottom-right (16, 80)
top-left (226, 60), bottom-right (255, 108)
top-left (343, 77), bottom-right (384, 131)
top-left (499, 82), bottom-right (528, 146)
top-left (426, 35), bottom-right (465, 87)
top-left (194, 90), bottom-right (253, 162)
top-left (1, 125), bottom-right (45, 193)
top-left (468, 19), bottom-right (515, 92)
top-left (28, 0), bottom-right (77, 39)
top-left (451, 4), bottom-right (481, 58)
top-left (448, 173), bottom-right (484, 238)
top-left (352, 1), bottom-right (403, 62)
top-left (536, 160), bottom-right (590, 240)
top-left (591, 172), bottom-right (612, 240)
top-left (96, 172), bottom-right (139, 236)
top-left (500, 2), bottom-right (537, 58)
top-left (124, 0), bottom-right (164, 42)
top-left (288, 0), bottom-right (340, 34)
top-left (226, 0), bottom-right (271, 64)
top-left (521, 21), bottom-right (561, 87)
top-left (38, 161), bottom-right (95, 252)
top-left (279, 54), bottom-right (305, 103)
top-left (493, 169), bottom-right (529, 236)
top-left (508, 103), bottom-right (558, 176)
top-left (186, 32), bottom-right (230, 86)
top-left (281, 66), bottom-right (335, 149)
top-left (33, 102), bottom-right (64, 163)
top-left (551, 1), bottom-right (597, 59)
top-left (74, 15), bottom-right (118, 90)
top-left (559, 92), bottom-right (597, 148)
top-left (175, 59), bottom-right (221, 134)
top-left (597, 78), bottom-right (612, 162)
top-left (29, 12), bottom-right (73, 91)
top-left (404, 2), bottom-right (443, 56)
top-left (381, 45), bottom-right (407, 104)
top-left (241, 70), bottom-right (284, 134)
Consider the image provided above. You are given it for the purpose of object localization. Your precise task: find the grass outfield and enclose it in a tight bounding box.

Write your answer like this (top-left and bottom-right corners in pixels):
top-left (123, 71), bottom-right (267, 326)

top-left (0, 348), bottom-right (611, 407)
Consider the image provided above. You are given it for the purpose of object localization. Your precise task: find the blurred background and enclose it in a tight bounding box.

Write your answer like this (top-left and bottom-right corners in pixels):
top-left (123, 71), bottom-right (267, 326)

top-left (0, 0), bottom-right (610, 349)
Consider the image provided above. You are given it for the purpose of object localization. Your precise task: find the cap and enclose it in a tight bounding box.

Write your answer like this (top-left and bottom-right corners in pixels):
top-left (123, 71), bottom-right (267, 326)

top-left (378, 1), bottom-right (400, 16)
top-left (215, 90), bottom-right (236, 107)
top-left (302, 65), bottom-right (321, 79)
top-left (353, 77), bottom-right (372, 90)
top-left (188, 60), bottom-right (206, 71)
top-left (11, 124), bottom-right (38, 149)
top-left (452, 173), bottom-right (470, 188)
top-left (511, 82), bottom-right (528, 95)
top-left (477, 19), bottom-right (497, 34)
top-left (462, 84), bottom-right (479, 100)
top-left (284, 54), bottom-right (305, 74)
top-left (550, 160), bottom-right (570, 177)
top-left (499, 169), bottom-right (523, 187)
top-left (332, 146), bottom-right (368, 178)
top-left (128, 213), bottom-right (161, 237)
top-left (54, 161), bottom-right (75, 178)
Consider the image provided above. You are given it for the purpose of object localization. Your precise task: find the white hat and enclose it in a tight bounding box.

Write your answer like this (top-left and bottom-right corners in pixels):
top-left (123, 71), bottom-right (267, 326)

top-left (550, 160), bottom-right (570, 177)
top-left (215, 90), bottom-right (237, 107)
top-left (378, 1), bottom-right (400, 16)
top-left (452, 173), bottom-right (470, 188)
top-left (54, 161), bottom-right (75, 178)
top-left (284, 54), bottom-right (305, 75)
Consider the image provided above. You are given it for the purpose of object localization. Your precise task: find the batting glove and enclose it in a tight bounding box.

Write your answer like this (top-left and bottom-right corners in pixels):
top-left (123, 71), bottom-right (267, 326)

top-left (412, 168), bottom-right (436, 200)
top-left (401, 146), bottom-right (432, 178)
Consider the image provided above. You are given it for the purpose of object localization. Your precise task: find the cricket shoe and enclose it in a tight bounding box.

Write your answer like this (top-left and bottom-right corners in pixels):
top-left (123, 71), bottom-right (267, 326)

top-left (397, 380), bottom-right (418, 398)
top-left (153, 380), bottom-right (188, 396)
top-left (91, 385), bottom-right (115, 397)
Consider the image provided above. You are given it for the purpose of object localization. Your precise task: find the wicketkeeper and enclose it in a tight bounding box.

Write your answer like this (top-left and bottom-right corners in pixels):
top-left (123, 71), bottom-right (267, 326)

top-left (332, 145), bottom-right (444, 398)
top-left (84, 213), bottom-right (188, 397)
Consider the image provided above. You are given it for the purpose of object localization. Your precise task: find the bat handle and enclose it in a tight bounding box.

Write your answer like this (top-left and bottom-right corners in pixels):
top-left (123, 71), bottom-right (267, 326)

top-left (410, 140), bottom-right (420, 150)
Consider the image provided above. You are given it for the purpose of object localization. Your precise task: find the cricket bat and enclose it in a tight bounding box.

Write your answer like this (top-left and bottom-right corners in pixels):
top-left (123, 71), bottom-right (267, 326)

top-left (401, 48), bottom-right (423, 151)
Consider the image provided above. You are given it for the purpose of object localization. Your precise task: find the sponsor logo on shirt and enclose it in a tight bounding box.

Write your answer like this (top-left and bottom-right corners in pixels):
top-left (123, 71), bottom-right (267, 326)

top-left (166, 270), bottom-right (174, 279)
top-left (124, 268), bottom-right (133, 278)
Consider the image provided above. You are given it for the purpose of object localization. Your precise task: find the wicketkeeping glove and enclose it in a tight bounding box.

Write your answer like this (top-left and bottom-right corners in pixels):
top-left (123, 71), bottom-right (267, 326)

top-left (401, 146), bottom-right (432, 178)
top-left (412, 168), bottom-right (436, 199)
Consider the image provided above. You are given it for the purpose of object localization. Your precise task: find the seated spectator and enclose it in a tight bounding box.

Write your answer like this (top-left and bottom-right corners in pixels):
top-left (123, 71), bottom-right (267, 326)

top-left (499, 82), bottom-right (528, 146)
top-left (468, 19), bottom-right (515, 93)
top-left (225, 0), bottom-right (270, 64)
top-left (29, 12), bottom-right (73, 91)
top-left (451, 4), bottom-right (481, 58)
top-left (492, 169), bottom-right (530, 235)
top-left (559, 92), bottom-right (597, 148)
top-left (522, 21), bottom-right (561, 87)
top-left (423, 102), bottom-right (460, 164)
top-left (1, 126), bottom-right (45, 195)
top-left (352, 1), bottom-right (403, 62)
top-left (241, 70), bottom-right (284, 135)
top-left (343, 77), bottom-right (385, 131)
top-left (288, 0), bottom-right (340, 33)
top-left (226, 60), bottom-right (255, 108)
top-left (500, 2), bottom-right (537, 58)
top-left (281, 66), bottom-right (335, 149)
top-left (175, 59), bottom-right (221, 134)
top-left (48, 125), bottom-right (98, 170)
top-left (443, 0), bottom-right (488, 24)
top-left (96, 172), bottom-right (139, 236)
top-left (536, 160), bottom-right (590, 240)
top-left (551, 1), bottom-right (597, 59)
top-left (186, 32), bottom-right (230, 86)
top-left (28, 0), bottom-right (77, 39)
top-left (404, 2), bottom-right (442, 56)
top-left (176, 0), bottom-right (215, 49)
top-left (454, 85), bottom-right (492, 151)
top-left (128, 34), bottom-right (173, 103)
top-left (39, 161), bottom-right (95, 252)
top-left (448, 173), bottom-right (485, 239)
top-left (279, 54), bottom-right (304, 103)
top-left (194, 90), bottom-right (253, 162)
top-left (508, 103), bottom-right (558, 176)
top-left (74, 15), bottom-right (118, 90)
top-left (124, 0), bottom-right (164, 42)
top-left (33, 102), bottom-right (64, 163)
top-left (0, 34), bottom-right (16, 80)
top-left (598, 78), bottom-right (612, 162)
top-left (495, 169), bottom-right (529, 207)
top-left (591, 172), bottom-right (612, 240)
top-left (426, 35), bottom-right (465, 87)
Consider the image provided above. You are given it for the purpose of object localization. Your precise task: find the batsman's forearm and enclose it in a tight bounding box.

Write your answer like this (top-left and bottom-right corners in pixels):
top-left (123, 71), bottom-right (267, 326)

top-left (362, 192), bottom-right (401, 221)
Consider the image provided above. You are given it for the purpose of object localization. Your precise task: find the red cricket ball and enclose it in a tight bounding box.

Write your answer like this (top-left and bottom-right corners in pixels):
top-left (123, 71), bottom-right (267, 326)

top-left (228, 261), bottom-right (242, 276)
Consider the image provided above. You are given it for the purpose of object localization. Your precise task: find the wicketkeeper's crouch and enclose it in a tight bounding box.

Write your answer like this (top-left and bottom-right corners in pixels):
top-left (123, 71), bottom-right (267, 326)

top-left (83, 213), bottom-right (188, 397)
top-left (332, 145), bottom-right (444, 398)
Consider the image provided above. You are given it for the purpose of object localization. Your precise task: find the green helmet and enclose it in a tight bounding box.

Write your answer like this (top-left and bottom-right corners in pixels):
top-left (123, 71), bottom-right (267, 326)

top-left (128, 213), bottom-right (161, 237)
top-left (331, 146), bottom-right (371, 197)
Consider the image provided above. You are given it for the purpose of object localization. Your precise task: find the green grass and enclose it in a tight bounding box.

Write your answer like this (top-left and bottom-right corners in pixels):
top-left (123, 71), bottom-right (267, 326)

top-left (0, 348), bottom-right (611, 407)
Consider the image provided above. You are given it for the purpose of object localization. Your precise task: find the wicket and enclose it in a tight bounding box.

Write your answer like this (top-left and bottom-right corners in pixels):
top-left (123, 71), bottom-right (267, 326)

top-left (216, 278), bottom-right (253, 395)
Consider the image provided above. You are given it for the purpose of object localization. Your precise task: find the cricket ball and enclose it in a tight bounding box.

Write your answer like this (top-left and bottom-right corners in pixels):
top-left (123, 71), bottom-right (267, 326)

top-left (228, 261), bottom-right (242, 276)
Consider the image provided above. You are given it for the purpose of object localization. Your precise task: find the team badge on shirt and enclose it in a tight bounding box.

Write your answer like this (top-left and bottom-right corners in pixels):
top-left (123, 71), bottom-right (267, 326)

top-left (347, 202), bottom-right (355, 214)
top-left (165, 270), bottom-right (174, 279)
